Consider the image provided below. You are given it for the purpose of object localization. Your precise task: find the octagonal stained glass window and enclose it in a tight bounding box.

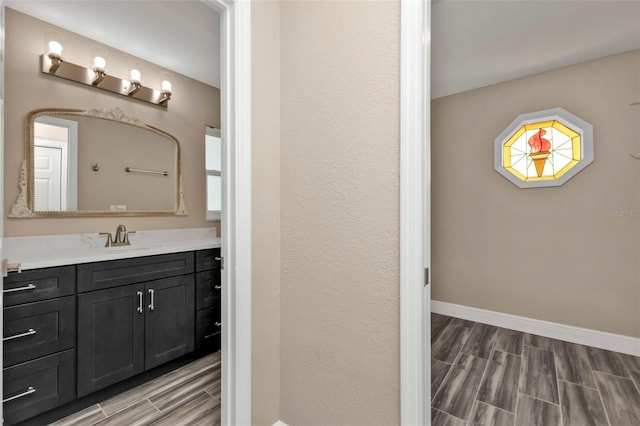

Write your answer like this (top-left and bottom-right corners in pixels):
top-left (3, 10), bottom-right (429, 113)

top-left (494, 108), bottom-right (593, 188)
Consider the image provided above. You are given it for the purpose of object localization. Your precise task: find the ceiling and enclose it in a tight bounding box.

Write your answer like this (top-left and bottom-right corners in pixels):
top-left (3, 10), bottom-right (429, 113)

top-left (5, 0), bottom-right (221, 88)
top-left (5, 1), bottom-right (640, 98)
top-left (432, 0), bottom-right (640, 98)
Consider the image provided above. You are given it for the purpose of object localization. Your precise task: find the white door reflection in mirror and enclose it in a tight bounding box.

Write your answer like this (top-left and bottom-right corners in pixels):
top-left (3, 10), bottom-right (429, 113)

top-left (205, 126), bottom-right (221, 220)
top-left (33, 117), bottom-right (78, 211)
top-left (34, 141), bottom-right (64, 210)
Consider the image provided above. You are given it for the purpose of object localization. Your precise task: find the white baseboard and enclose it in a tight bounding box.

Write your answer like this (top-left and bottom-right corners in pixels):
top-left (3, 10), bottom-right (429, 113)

top-left (273, 421), bottom-right (288, 426)
top-left (431, 300), bottom-right (640, 357)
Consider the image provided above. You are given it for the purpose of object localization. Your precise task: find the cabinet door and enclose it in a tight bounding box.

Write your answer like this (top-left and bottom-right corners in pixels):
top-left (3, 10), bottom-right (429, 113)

top-left (145, 275), bottom-right (195, 369)
top-left (77, 284), bottom-right (145, 397)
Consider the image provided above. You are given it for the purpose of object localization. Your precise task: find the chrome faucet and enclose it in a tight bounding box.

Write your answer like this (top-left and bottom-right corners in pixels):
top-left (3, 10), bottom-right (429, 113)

top-left (100, 224), bottom-right (136, 247)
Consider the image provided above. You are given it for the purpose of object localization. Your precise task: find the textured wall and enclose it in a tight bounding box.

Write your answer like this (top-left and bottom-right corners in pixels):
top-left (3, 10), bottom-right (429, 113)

top-left (251, 1), bottom-right (281, 425)
top-left (280, 1), bottom-right (401, 424)
top-left (4, 9), bottom-right (220, 236)
top-left (432, 49), bottom-right (640, 338)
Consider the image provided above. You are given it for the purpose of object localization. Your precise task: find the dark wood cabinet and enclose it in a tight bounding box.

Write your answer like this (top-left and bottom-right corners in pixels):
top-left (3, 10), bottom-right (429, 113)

top-left (195, 269), bottom-right (221, 310)
top-left (77, 252), bottom-right (194, 293)
top-left (3, 349), bottom-right (75, 425)
top-left (196, 305), bottom-right (222, 351)
top-left (195, 248), bottom-right (222, 352)
top-left (3, 265), bottom-right (75, 307)
top-left (2, 266), bottom-right (77, 425)
top-left (3, 296), bottom-right (75, 367)
top-left (3, 248), bottom-right (218, 425)
top-left (77, 284), bottom-right (145, 397)
top-left (77, 252), bottom-right (195, 397)
top-left (144, 275), bottom-right (195, 369)
top-left (195, 249), bottom-right (222, 272)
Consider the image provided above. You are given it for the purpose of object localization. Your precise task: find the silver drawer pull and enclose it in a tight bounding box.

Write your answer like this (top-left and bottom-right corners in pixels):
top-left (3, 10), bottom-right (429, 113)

top-left (204, 332), bottom-right (218, 339)
top-left (148, 288), bottom-right (155, 311)
top-left (137, 291), bottom-right (143, 314)
top-left (3, 386), bottom-right (36, 403)
top-left (215, 321), bottom-right (222, 327)
top-left (3, 283), bottom-right (36, 293)
top-left (214, 285), bottom-right (221, 290)
top-left (3, 328), bottom-right (37, 342)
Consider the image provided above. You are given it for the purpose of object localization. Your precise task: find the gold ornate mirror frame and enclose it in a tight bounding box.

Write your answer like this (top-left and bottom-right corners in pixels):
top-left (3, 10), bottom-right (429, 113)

top-left (9, 107), bottom-right (187, 217)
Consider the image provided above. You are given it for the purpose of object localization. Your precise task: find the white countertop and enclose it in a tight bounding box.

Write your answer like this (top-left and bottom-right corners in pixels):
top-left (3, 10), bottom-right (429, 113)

top-left (4, 228), bottom-right (221, 270)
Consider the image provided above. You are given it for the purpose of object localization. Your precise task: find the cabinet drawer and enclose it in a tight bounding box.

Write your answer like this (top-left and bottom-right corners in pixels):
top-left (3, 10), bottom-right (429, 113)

top-left (195, 270), bottom-right (221, 310)
top-left (3, 296), bottom-right (75, 367)
top-left (78, 252), bottom-right (194, 293)
top-left (2, 349), bottom-right (75, 426)
top-left (196, 306), bottom-right (221, 352)
top-left (3, 266), bottom-right (75, 307)
top-left (196, 248), bottom-right (221, 272)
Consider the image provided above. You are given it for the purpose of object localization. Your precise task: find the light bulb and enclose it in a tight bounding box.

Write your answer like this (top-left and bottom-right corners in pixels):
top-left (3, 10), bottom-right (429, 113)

top-left (92, 56), bottom-right (106, 72)
top-left (161, 80), bottom-right (172, 93)
top-left (48, 40), bottom-right (63, 58)
top-left (129, 69), bottom-right (141, 84)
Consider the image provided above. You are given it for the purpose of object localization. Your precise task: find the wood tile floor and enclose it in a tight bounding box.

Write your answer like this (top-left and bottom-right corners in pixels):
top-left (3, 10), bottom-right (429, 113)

top-left (431, 313), bottom-right (640, 426)
top-left (53, 351), bottom-right (221, 426)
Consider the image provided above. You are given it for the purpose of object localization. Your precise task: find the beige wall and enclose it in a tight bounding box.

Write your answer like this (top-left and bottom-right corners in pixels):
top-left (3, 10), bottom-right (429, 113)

top-left (72, 116), bottom-right (176, 211)
top-left (4, 9), bottom-right (220, 236)
top-left (432, 49), bottom-right (640, 338)
top-left (251, 1), bottom-right (281, 425)
top-left (279, 1), bottom-right (401, 425)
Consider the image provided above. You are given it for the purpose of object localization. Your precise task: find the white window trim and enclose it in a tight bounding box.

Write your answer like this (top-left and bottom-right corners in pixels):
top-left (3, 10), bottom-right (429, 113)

top-left (206, 126), bottom-right (222, 221)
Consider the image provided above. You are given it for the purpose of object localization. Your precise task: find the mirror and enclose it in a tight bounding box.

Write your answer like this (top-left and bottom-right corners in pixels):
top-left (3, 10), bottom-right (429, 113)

top-left (9, 107), bottom-right (187, 217)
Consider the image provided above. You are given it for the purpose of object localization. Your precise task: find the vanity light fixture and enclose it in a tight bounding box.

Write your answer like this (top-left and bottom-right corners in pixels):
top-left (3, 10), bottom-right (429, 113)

top-left (47, 40), bottom-right (63, 73)
top-left (40, 43), bottom-right (172, 108)
top-left (158, 80), bottom-right (172, 104)
top-left (91, 56), bottom-right (106, 86)
top-left (127, 69), bottom-right (142, 96)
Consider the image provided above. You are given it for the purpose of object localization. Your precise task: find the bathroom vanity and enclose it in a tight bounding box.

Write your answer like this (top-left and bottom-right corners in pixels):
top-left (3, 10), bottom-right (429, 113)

top-left (2, 229), bottom-right (221, 425)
